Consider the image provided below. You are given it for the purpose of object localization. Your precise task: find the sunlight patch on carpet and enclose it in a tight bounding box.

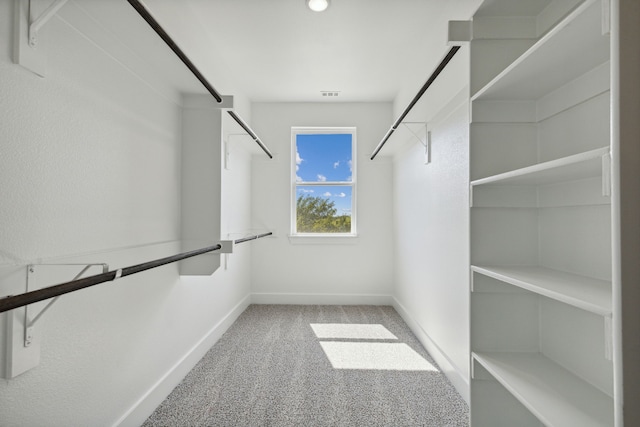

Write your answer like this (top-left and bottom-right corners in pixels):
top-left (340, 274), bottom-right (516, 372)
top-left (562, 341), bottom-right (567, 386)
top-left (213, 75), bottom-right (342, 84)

top-left (310, 323), bottom-right (398, 340)
top-left (319, 342), bottom-right (438, 371)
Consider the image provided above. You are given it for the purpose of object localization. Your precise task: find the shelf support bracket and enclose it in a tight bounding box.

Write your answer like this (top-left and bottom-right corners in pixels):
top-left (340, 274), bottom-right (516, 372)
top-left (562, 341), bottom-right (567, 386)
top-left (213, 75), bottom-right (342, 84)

top-left (224, 134), bottom-right (251, 170)
top-left (401, 122), bottom-right (427, 147)
top-left (604, 315), bottom-right (613, 361)
top-left (601, 0), bottom-right (610, 35)
top-left (24, 263), bottom-right (108, 347)
top-left (14, 0), bottom-right (69, 76)
top-left (2, 262), bottom-right (105, 379)
top-left (28, 0), bottom-right (69, 48)
top-left (602, 152), bottom-right (611, 197)
top-left (400, 122), bottom-right (431, 165)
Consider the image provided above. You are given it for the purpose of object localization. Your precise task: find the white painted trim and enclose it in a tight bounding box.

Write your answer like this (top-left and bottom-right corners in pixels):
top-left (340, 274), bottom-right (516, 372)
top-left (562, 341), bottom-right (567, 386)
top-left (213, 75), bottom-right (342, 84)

top-left (251, 293), bottom-right (393, 306)
top-left (392, 297), bottom-right (470, 404)
top-left (287, 235), bottom-right (359, 245)
top-left (113, 294), bottom-right (252, 427)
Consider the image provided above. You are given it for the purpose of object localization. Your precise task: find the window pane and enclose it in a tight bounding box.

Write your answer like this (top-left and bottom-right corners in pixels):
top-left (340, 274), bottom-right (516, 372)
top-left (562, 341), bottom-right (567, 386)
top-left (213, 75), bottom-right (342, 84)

top-left (296, 185), bottom-right (352, 233)
top-left (296, 134), bottom-right (352, 183)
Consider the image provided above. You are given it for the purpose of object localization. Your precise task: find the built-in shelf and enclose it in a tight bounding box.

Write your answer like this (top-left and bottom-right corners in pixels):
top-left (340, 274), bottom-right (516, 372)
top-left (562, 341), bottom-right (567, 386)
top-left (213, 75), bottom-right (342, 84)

top-left (472, 265), bottom-right (612, 316)
top-left (467, 0), bottom-right (615, 424)
top-left (473, 352), bottom-right (614, 427)
top-left (470, 147), bottom-right (609, 188)
top-left (471, 0), bottom-right (609, 102)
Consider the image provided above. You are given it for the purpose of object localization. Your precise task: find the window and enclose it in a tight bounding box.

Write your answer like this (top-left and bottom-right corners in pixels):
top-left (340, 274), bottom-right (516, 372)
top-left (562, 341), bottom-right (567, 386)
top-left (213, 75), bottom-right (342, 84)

top-left (292, 127), bottom-right (356, 236)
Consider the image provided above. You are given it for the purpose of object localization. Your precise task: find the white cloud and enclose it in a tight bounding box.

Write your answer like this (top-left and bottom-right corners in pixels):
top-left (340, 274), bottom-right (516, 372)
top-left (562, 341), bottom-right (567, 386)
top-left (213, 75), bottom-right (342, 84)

top-left (317, 174), bottom-right (327, 182)
top-left (296, 151), bottom-right (303, 171)
top-left (348, 160), bottom-right (353, 172)
top-left (336, 192), bottom-right (346, 198)
top-left (333, 161), bottom-right (340, 169)
top-left (346, 175), bottom-right (352, 181)
top-left (296, 175), bottom-right (302, 182)
top-left (299, 188), bottom-right (314, 194)
top-left (323, 192), bottom-right (332, 197)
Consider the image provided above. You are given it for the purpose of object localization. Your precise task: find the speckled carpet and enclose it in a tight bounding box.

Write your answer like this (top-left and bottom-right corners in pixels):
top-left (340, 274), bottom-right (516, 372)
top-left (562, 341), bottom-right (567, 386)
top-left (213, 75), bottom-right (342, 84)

top-left (143, 305), bottom-right (469, 426)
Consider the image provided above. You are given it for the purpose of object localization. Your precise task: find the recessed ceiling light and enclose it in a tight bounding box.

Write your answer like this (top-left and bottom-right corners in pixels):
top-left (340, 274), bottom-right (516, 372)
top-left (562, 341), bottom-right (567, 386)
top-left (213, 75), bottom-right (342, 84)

top-left (307, 0), bottom-right (330, 12)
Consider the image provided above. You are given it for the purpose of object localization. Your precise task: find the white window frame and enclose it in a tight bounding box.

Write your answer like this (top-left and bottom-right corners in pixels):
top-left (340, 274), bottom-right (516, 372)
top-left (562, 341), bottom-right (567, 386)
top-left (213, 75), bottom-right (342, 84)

top-left (291, 127), bottom-right (357, 237)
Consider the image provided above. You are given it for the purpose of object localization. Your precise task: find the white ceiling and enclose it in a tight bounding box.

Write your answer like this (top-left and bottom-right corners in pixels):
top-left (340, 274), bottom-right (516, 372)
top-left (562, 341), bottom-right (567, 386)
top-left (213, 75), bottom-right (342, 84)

top-left (143, 0), bottom-right (482, 104)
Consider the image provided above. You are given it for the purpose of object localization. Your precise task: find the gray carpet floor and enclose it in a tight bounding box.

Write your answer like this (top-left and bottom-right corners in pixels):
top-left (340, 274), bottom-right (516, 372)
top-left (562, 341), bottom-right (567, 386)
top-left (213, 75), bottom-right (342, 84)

top-left (143, 305), bottom-right (469, 426)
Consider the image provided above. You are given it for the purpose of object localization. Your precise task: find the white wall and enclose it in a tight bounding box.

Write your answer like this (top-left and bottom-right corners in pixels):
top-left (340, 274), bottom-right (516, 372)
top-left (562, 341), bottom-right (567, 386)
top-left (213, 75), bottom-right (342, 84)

top-left (391, 49), bottom-right (471, 402)
top-left (0, 2), bottom-right (252, 425)
top-left (250, 103), bottom-right (394, 304)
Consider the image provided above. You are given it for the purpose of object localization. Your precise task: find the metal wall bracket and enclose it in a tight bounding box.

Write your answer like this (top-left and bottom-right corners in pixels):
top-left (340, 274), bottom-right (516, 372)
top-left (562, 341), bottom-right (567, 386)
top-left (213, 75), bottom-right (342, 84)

top-left (2, 262), bottom-right (107, 379)
top-left (401, 122), bottom-right (428, 147)
top-left (14, 0), bottom-right (69, 76)
top-left (400, 122), bottom-right (430, 164)
top-left (28, 0), bottom-right (69, 47)
top-left (224, 134), bottom-right (252, 170)
top-left (425, 131), bottom-right (432, 165)
top-left (24, 263), bottom-right (108, 347)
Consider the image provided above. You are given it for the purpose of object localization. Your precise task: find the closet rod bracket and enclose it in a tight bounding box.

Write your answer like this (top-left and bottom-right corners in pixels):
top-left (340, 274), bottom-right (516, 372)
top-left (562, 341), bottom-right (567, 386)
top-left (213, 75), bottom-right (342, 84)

top-left (2, 262), bottom-right (105, 379)
top-left (218, 240), bottom-right (235, 254)
top-left (28, 0), bottom-right (69, 47)
top-left (24, 262), bottom-right (108, 347)
top-left (401, 122), bottom-right (431, 164)
top-left (401, 121), bottom-right (428, 147)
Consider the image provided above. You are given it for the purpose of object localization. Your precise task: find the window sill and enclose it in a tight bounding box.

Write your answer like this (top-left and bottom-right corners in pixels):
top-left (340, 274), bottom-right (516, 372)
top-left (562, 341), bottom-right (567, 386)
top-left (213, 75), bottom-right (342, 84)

top-left (288, 234), bottom-right (359, 245)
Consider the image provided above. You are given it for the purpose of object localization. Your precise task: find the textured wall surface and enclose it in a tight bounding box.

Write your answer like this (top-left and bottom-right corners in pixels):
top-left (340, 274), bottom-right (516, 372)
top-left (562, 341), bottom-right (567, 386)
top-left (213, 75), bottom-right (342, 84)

top-left (392, 85), bottom-right (471, 401)
top-left (0, 2), bottom-right (252, 425)
top-left (250, 103), bottom-right (394, 301)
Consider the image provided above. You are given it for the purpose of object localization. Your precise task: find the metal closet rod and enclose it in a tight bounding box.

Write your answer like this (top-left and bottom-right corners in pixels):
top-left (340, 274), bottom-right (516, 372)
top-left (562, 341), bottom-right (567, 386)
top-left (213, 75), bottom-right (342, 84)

top-left (0, 244), bottom-right (220, 314)
top-left (227, 111), bottom-right (274, 159)
top-left (370, 46), bottom-right (461, 160)
top-left (126, 0), bottom-right (223, 103)
top-left (0, 232), bottom-right (273, 314)
top-left (126, 1), bottom-right (272, 158)
top-left (235, 232), bottom-right (273, 244)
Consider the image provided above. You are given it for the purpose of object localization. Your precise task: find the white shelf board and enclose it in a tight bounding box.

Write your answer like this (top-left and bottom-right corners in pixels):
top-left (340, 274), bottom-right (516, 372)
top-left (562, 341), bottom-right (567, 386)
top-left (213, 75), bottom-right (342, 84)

top-left (472, 265), bottom-right (612, 316)
top-left (473, 352), bottom-right (614, 427)
top-left (472, 0), bottom-right (609, 101)
top-left (471, 147), bottom-right (609, 187)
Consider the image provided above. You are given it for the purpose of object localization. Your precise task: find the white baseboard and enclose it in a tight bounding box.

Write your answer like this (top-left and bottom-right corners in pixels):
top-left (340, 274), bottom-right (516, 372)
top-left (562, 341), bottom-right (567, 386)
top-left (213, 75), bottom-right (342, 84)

top-left (113, 294), bottom-right (252, 427)
top-left (392, 297), bottom-right (470, 404)
top-left (251, 292), bottom-right (393, 306)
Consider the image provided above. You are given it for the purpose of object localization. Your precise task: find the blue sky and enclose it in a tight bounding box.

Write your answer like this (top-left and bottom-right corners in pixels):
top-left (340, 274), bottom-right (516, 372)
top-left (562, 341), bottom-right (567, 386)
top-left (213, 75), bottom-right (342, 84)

top-left (296, 133), bottom-right (353, 216)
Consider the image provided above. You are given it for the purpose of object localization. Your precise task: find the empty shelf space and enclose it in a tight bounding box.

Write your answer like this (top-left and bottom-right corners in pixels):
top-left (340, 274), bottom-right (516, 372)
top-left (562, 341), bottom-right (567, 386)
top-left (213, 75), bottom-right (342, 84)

top-left (472, 0), bottom-right (609, 101)
top-left (470, 147), bottom-right (609, 187)
top-left (472, 352), bottom-right (614, 427)
top-left (472, 265), bottom-right (611, 316)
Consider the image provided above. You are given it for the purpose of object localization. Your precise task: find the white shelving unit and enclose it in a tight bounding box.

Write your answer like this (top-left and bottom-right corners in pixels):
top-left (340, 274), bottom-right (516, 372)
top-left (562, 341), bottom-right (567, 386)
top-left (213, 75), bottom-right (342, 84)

top-left (466, 0), bottom-right (616, 425)
top-left (471, 266), bottom-right (611, 316)
top-left (471, 0), bottom-right (609, 102)
top-left (470, 147), bottom-right (609, 188)
top-left (473, 352), bottom-right (614, 427)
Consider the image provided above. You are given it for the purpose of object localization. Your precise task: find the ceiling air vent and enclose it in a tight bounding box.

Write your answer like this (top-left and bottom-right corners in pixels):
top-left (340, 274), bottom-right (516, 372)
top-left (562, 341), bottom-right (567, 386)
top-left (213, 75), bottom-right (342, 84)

top-left (321, 91), bottom-right (340, 97)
